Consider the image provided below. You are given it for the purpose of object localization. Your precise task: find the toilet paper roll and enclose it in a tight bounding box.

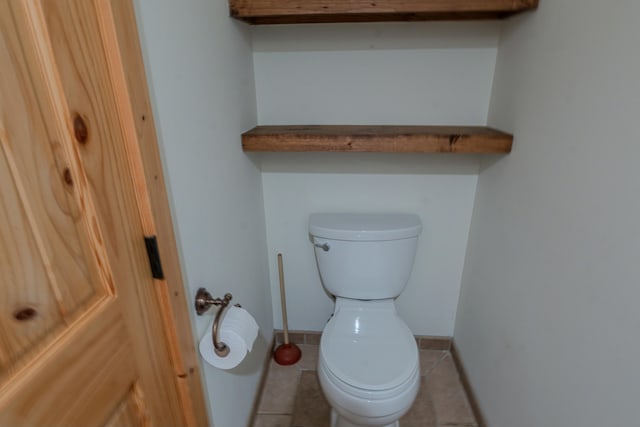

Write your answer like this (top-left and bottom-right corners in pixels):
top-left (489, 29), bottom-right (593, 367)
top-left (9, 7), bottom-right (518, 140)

top-left (199, 306), bottom-right (259, 370)
top-left (222, 306), bottom-right (259, 351)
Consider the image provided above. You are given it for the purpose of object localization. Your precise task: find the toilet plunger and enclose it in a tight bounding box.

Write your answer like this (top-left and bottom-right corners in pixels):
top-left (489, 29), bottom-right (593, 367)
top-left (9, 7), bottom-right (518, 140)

top-left (273, 253), bottom-right (301, 365)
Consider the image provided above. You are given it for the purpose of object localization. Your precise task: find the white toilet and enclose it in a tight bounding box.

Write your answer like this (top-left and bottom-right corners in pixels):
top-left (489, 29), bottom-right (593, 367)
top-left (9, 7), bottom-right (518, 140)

top-left (309, 213), bottom-right (423, 427)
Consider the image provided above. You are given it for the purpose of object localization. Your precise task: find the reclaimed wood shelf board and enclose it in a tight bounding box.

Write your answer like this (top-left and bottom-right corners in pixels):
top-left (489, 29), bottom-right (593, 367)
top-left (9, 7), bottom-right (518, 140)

top-left (229, 0), bottom-right (539, 24)
top-left (241, 125), bottom-right (513, 153)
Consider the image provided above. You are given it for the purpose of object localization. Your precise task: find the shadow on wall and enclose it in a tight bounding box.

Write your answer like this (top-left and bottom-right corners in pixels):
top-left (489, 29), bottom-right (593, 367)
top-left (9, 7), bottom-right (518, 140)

top-left (247, 152), bottom-right (511, 175)
top-left (251, 21), bottom-right (501, 52)
top-left (225, 334), bottom-right (271, 377)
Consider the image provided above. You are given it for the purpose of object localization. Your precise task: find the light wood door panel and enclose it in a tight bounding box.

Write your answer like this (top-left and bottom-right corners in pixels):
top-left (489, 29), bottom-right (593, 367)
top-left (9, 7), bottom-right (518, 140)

top-left (0, 0), bottom-right (106, 385)
top-left (0, 304), bottom-right (137, 427)
top-left (104, 384), bottom-right (150, 427)
top-left (0, 147), bottom-right (65, 376)
top-left (0, 1), bottom-right (207, 426)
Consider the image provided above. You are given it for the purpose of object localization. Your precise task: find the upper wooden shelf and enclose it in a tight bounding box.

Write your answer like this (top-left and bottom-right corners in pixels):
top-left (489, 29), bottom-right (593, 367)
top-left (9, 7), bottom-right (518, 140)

top-left (229, 0), bottom-right (539, 25)
top-left (241, 125), bottom-right (512, 153)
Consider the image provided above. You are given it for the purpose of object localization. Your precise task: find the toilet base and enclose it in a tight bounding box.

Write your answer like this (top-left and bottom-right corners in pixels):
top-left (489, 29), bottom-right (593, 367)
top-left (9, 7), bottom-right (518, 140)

top-left (331, 409), bottom-right (399, 427)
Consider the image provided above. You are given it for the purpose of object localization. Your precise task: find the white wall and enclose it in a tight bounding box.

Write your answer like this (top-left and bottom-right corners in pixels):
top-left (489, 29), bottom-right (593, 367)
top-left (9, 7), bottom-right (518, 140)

top-left (455, 1), bottom-right (640, 426)
top-left (253, 22), bottom-right (499, 126)
top-left (262, 170), bottom-right (477, 335)
top-left (133, 1), bottom-right (272, 426)
top-left (252, 22), bottom-right (500, 336)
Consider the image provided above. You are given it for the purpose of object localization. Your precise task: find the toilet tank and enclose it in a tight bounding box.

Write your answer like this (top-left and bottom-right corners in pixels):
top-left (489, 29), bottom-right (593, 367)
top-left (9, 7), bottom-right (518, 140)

top-left (309, 213), bottom-right (422, 300)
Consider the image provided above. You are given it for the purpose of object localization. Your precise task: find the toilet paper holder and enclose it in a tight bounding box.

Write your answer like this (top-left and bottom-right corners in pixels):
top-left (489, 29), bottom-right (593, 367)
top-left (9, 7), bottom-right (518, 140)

top-left (195, 288), bottom-right (235, 357)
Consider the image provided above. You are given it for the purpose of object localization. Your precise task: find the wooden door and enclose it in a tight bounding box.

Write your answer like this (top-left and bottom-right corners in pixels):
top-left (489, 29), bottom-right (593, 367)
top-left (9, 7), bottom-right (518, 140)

top-left (0, 1), bottom-right (208, 426)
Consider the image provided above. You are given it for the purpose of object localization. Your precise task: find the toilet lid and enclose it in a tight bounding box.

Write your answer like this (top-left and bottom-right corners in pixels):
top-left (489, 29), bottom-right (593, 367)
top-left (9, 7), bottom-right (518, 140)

top-left (309, 213), bottom-right (422, 241)
top-left (321, 305), bottom-right (418, 391)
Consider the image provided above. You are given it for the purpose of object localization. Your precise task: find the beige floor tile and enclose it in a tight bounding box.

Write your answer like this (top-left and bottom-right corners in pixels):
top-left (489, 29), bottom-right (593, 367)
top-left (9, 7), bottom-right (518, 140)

top-left (291, 371), bottom-right (331, 427)
top-left (276, 332), bottom-right (306, 345)
top-left (305, 333), bottom-right (321, 346)
top-left (295, 344), bottom-right (319, 371)
top-left (400, 378), bottom-right (437, 426)
top-left (419, 337), bottom-right (452, 351)
top-left (419, 350), bottom-right (446, 376)
top-left (426, 354), bottom-right (477, 426)
top-left (258, 360), bottom-right (301, 414)
top-left (255, 347), bottom-right (478, 427)
top-left (287, 333), bottom-right (306, 345)
top-left (253, 414), bottom-right (292, 427)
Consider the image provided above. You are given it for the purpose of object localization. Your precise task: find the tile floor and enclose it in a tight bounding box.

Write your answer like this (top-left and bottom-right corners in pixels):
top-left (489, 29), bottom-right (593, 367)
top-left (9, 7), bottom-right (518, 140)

top-left (252, 343), bottom-right (478, 427)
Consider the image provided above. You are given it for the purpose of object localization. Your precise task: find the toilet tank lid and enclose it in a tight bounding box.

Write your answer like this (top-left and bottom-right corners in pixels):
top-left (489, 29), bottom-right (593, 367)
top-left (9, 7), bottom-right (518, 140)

top-left (309, 213), bottom-right (422, 241)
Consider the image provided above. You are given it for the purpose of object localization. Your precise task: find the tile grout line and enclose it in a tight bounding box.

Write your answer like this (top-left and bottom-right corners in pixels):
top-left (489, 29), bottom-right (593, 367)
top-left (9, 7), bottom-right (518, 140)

top-left (248, 332), bottom-right (276, 424)
top-left (423, 372), bottom-right (441, 427)
top-left (423, 357), bottom-right (442, 427)
top-left (289, 365), bottom-right (304, 419)
top-left (255, 367), bottom-right (303, 417)
top-left (450, 342), bottom-right (486, 427)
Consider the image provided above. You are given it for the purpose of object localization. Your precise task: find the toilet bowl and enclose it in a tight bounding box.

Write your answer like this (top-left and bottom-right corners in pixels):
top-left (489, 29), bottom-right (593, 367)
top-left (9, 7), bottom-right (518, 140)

top-left (318, 298), bottom-right (420, 427)
top-left (309, 213), bottom-right (422, 427)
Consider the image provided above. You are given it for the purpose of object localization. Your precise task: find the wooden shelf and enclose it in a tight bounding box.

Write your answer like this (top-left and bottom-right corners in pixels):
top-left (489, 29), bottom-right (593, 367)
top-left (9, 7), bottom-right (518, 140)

top-left (229, 0), bottom-right (538, 25)
top-left (241, 125), bottom-right (513, 153)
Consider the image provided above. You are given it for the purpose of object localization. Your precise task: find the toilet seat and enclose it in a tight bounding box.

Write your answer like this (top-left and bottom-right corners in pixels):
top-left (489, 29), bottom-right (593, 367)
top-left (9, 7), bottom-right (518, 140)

top-left (320, 299), bottom-right (418, 393)
top-left (320, 355), bottom-right (419, 401)
top-left (318, 357), bottom-right (420, 424)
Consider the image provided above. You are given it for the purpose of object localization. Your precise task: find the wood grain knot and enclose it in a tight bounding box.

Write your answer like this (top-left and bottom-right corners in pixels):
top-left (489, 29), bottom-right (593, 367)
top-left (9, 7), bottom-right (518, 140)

top-left (14, 307), bottom-right (37, 321)
top-left (63, 168), bottom-right (73, 186)
top-left (73, 114), bottom-right (89, 144)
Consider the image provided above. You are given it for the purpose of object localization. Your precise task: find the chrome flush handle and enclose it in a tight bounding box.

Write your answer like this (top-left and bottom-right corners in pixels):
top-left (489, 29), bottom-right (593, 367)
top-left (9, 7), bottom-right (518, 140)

top-left (314, 242), bottom-right (330, 252)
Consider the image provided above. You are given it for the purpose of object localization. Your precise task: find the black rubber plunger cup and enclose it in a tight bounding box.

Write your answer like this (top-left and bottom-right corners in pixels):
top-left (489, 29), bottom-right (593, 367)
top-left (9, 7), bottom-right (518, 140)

top-left (273, 253), bottom-right (301, 365)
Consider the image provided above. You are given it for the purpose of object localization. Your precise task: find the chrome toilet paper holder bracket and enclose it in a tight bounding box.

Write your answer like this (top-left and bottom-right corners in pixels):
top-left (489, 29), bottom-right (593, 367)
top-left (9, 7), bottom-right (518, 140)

top-left (195, 288), bottom-right (234, 357)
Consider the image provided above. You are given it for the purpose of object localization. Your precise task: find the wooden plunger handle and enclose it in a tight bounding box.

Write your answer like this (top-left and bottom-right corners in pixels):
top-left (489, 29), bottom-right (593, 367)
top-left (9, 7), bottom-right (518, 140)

top-left (277, 253), bottom-right (290, 345)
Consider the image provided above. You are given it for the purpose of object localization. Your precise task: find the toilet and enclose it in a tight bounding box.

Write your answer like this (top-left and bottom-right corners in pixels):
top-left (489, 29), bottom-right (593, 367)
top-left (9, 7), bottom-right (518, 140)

top-left (309, 213), bottom-right (423, 427)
